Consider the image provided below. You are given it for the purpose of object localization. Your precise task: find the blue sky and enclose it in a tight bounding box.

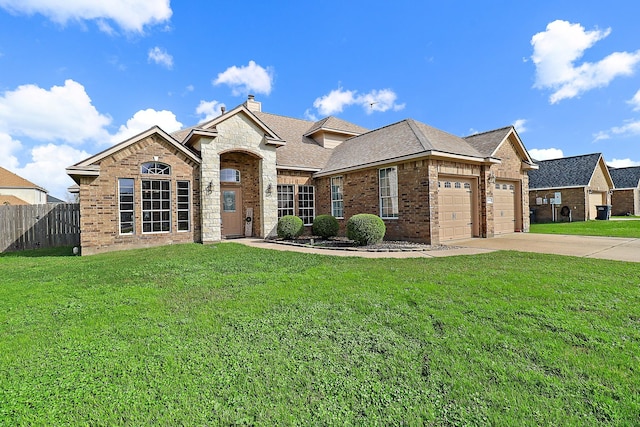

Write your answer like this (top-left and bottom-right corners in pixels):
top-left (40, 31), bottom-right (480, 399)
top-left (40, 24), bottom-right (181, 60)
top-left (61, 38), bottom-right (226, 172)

top-left (1, 1), bottom-right (640, 198)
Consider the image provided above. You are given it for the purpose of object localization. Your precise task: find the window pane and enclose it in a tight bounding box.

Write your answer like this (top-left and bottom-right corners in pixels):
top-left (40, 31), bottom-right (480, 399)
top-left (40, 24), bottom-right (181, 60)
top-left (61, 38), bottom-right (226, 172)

top-left (118, 178), bottom-right (135, 234)
top-left (142, 179), bottom-right (171, 233)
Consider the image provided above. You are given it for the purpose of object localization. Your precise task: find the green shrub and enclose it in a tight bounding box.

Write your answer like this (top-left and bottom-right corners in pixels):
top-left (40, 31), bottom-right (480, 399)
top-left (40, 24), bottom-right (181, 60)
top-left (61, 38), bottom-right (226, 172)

top-left (277, 215), bottom-right (304, 239)
top-left (346, 214), bottom-right (386, 246)
top-left (312, 215), bottom-right (339, 239)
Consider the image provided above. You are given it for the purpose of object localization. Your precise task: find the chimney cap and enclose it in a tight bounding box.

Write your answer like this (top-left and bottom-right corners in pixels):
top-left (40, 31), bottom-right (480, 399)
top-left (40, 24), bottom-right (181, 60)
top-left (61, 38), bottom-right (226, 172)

top-left (248, 94), bottom-right (255, 101)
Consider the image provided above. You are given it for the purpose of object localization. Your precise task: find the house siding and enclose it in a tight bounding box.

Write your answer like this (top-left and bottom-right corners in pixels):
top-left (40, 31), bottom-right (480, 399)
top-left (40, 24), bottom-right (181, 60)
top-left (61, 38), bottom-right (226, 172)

top-left (78, 135), bottom-right (200, 255)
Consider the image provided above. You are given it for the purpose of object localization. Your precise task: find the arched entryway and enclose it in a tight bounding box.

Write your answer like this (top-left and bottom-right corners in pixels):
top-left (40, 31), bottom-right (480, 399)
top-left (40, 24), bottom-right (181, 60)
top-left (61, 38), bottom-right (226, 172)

top-left (220, 151), bottom-right (261, 238)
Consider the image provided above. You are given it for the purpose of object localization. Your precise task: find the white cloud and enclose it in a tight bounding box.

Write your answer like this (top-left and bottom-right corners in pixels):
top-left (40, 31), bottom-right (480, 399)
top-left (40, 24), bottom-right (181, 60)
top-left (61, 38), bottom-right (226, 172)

top-left (607, 158), bottom-right (640, 168)
top-left (195, 100), bottom-right (225, 122)
top-left (594, 119), bottom-right (640, 141)
top-left (358, 89), bottom-right (406, 114)
top-left (513, 119), bottom-right (528, 134)
top-left (312, 87), bottom-right (404, 116)
top-left (531, 20), bottom-right (640, 104)
top-left (0, 79), bottom-right (111, 144)
top-left (627, 90), bottom-right (640, 111)
top-left (10, 143), bottom-right (91, 198)
top-left (148, 46), bottom-right (173, 69)
top-left (313, 88), bottom-right (357, 116)
top-left (213, 60), bottom-right (274, 96)
top-left (0, 0), bottom-right (172, 33)
top-left (110, 109), bottom-right (182, 143)
top-left (0, 132), bottom-right (22, 170)
top-left (529, 148), bottom-right (564, 160)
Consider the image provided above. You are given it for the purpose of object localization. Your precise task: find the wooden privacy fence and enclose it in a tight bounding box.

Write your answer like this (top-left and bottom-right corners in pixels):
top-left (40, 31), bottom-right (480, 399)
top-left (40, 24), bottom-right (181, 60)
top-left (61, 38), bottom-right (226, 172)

top-left (1, 203), bottom-right (80, 252)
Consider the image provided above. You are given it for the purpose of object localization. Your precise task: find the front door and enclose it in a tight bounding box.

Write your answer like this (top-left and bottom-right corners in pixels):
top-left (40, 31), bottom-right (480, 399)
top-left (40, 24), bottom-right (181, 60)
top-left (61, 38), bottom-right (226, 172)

top-left (221, 186), bottom-right (243, 237)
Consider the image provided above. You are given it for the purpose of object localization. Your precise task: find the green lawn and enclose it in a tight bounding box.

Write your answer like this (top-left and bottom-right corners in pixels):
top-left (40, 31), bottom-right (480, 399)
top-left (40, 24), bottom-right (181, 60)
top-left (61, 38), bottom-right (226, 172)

top-left (1, 244), bottom-right (639, 425)
top-left (530, 219), bottom-right (640, 238)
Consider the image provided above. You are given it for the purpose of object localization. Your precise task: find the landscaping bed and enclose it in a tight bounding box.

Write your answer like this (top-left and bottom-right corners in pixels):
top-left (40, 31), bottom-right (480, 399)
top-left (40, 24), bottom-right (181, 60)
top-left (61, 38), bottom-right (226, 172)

top-left (266, 236), bottom-right (455, 252)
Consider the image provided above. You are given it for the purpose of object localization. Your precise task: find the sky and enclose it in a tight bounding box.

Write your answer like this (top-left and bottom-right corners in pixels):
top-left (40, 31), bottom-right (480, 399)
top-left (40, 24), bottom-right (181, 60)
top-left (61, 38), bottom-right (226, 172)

top-left (1, 1), bottom-right (640, 199)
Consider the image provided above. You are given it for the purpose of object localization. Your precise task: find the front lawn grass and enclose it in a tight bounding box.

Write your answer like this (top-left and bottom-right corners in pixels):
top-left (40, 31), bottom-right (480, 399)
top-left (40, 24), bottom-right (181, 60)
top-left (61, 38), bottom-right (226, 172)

top-left (1, 243), bottom-right (639, 425)
top-left (530, 219), bottom-right (640, 238)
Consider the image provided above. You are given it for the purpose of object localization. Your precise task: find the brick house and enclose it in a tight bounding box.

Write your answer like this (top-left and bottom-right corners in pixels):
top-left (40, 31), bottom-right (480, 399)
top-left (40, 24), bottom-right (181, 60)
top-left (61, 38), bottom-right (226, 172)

top-left (67, 96), bottom-right (537, 255)
top-left (0, 166), bottom-right (48, 205)
top-left (609, 166), bottom-right (640, 216)
top-left (528, 153), bottom-right (614, 222)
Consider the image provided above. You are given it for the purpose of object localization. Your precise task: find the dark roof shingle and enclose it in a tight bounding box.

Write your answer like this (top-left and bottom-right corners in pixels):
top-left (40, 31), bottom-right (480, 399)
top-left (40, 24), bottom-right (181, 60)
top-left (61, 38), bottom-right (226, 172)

top-left (528, 153), bottom-right (602, 189)
top-left (609, 166), bottom-right (640, 189)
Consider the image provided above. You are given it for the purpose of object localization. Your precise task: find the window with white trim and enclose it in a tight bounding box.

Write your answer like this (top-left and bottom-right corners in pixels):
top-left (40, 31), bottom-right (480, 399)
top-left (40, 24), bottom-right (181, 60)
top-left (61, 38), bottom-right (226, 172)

top-left (298, 185), bottom-right (315, 225)
top-left (221, 168), bottom-right (240, 182)
top-left (379, 167), bottom-right (399, 218)
top-left (141, 162), bottom-right (170, 175)
top-left (142, 180), bottom-right (171, 233)
top-left (177, 181), bottom-right (190, 231)
top-left (118, 178), bottom-right (134, 234)
top-left (277, 184), bottom-right (295, 218)
top-left (331, 176), bottom-right (344, 218)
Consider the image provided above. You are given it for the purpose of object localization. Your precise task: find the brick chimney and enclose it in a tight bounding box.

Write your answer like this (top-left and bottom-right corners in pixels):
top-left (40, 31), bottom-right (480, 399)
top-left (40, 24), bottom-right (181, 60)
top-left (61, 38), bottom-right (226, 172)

top-left (245, 94), bottom-right (261, 112)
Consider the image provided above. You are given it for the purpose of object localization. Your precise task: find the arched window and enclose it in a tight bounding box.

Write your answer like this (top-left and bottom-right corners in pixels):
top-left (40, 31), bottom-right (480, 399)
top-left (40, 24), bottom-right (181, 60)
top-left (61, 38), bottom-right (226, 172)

top-left (141, 161), bottom-right (171, 175)
top-left (221, 168), bottom-right (241, 182)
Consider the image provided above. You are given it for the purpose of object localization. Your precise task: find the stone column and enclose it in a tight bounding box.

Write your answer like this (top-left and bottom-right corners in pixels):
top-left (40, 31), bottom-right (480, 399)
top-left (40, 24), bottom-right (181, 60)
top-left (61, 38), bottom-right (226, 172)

top-left (200, 138), bottom-right (221, 243)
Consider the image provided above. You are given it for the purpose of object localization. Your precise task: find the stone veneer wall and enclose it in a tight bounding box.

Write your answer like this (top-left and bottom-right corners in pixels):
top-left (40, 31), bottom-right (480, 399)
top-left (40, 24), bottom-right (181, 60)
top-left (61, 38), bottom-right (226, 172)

top-left (200, 112), bottom-right (278, 242)
top-left (78, 135), bottom-right (200, 255)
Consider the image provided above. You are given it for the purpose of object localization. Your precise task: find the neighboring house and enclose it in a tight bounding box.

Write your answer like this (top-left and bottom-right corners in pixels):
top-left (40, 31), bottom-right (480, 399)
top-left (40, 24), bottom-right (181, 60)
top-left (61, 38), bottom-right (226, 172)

top-left (528, 153), bottom-right (614, 222)
top-left (609, 166), bottom-right (640, 216)
top-left (0, 166), bottom-right (48, 205)
top-left (67, 96), bottom-right (537, 255)
top-left (47, 194), bottom-right (65, 204)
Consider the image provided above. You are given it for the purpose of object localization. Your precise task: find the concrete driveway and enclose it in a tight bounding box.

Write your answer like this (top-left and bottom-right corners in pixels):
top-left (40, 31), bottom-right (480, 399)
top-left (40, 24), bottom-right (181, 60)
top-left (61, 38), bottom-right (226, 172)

top-left (453, 233), bottom-right (640, 263)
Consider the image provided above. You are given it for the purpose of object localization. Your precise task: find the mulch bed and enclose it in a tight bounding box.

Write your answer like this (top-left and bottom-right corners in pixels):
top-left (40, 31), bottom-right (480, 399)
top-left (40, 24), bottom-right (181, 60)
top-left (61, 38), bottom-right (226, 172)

top-left (265, 236), bottom-right (457, 252)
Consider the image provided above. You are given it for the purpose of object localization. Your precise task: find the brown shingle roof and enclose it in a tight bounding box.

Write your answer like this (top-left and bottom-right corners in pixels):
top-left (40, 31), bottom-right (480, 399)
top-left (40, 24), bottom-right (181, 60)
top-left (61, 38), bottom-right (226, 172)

top-left (319, 119), bottom-right (485, 174)
top-left (252, 112), bottom-right (338, 170)
top-left (0, 166), bottom-right (46, 191)
top-left (0, 195), bottom-right (29, 205)
top-left (305, 116), bottom-right (369, 136)
top-left (464, 126), bottom-right (513, 157)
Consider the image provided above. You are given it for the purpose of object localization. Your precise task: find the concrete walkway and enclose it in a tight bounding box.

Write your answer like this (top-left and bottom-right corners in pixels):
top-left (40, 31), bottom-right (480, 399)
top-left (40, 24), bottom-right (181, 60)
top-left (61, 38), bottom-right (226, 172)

top-left (230, 234), bottom-right (640, 262)
top-left (453, 233), bottom-right (640, 262)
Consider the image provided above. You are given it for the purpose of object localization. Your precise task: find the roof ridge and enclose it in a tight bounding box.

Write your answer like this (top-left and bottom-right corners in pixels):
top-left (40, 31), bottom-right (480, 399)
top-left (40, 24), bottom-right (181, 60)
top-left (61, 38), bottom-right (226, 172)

top-left (464, 125), bottom-right (513, 138)
top-left (405, 118), bottom-right (432, 151)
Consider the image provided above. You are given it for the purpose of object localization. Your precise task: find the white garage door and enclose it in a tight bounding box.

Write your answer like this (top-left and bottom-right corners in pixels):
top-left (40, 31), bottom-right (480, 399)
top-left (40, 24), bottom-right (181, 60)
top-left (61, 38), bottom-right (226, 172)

top-left (438, 177), bottom-right (474, 241)
top-left (494, 181), bottom-right (516, 235)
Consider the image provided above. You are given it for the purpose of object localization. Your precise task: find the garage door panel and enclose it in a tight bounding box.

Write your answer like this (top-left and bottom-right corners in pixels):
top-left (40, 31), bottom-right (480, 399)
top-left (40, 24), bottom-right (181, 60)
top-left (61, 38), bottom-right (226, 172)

top-left (494, 181), bottom-right (516, 235)
top-left (439, 177), bottom-right (474, 241)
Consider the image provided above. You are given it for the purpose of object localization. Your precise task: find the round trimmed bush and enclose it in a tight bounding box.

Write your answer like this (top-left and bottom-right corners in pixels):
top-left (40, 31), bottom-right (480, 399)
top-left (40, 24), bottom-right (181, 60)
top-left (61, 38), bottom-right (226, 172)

top-left (277, 215), bottom-right (304, 239)
top-left (312, 214), bottom-right (339, 239)
top-left (346, 214), bottom-right (386, 246)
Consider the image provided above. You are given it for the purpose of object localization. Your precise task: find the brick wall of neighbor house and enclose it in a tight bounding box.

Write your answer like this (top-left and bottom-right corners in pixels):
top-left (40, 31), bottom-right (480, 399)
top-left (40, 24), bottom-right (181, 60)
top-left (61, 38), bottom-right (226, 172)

top-left (79, 135), bottom-right (200, 255)
top-left (529, 187), bottom-right (587, 222)
top-left (220, 152), bottom-right (261, 237)
top-left (612, 188), bottom-right (640, 216)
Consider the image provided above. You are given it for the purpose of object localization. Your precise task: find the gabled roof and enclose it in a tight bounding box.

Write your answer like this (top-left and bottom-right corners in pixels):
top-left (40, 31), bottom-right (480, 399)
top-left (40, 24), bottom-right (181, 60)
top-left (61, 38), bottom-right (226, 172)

top-left (67, 126), bottom-right (201, 182)
top-left (0, 195), bottom-right (29, 205)
top-left (304, 116), bottom-right (368, 137)
top-left (317, 118), bottom-right (492, 176)
top-left (528, 153), bottom-right (609, 189)
top-left (464, 126), bottom-right (536, 167)
top-left (609, 166), bottom-right (640, 189)
top-left (0, 166), bottom-right (47, 192)
top-left (254, 112), bottom-right (358, 170)
top-left (179, 104), bottom-right (285, 148)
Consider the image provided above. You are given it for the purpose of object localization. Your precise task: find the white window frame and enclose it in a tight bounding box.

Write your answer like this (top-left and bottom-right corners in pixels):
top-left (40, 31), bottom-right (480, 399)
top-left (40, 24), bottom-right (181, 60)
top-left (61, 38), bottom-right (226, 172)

top-left (298, 185), bottom-right (315, 226)
top-left (177, 180), bottom-right (190, 232)
top-left (379, 167), bottom-right (399, 219)
top-left (277, 184), bottom-right (295, 218)
top-left (118, 178), bottom-right (135, 235)
top-left (221, 168), bottom-right (240, 183)
top-left (141, 161), bottom-right (171, 175)
top-left (331, 176), bottom-right (344, 219)
top-left (141, 179), bottom-right (171, 233)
